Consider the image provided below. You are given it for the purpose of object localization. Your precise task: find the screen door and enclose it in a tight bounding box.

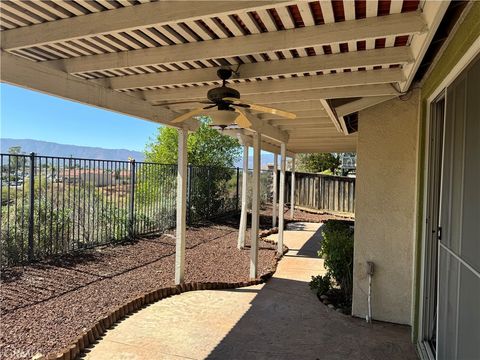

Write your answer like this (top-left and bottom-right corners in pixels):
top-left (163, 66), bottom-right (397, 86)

top-left (437, 55), bottom-right (480, 360)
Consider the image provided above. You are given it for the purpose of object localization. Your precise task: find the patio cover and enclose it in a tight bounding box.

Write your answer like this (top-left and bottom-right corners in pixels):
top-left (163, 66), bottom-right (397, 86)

top-left (0, 0), bottom-right (449, 154)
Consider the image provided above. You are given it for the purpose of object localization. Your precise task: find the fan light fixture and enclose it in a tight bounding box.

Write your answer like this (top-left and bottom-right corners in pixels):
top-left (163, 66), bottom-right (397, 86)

top-left (209, 110), bottom-right (238, 128)
top-left (161, 67), bottom-right (296, 128)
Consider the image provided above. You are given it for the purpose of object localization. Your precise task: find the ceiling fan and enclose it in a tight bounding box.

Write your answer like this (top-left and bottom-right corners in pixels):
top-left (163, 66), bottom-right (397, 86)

top-left (156, 67), bottom-right (296, 129)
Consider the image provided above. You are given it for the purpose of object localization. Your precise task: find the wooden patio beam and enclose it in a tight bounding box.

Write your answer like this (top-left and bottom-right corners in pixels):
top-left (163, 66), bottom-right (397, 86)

top-left (108, 47), bottom-right (412, 90)
top-left (143, 68), bottom-right (404, 102)
top-left (0, 50), bottom-right (183, 127)
top-left (42, 12), bottom-right (425, 74)
top-left (151, 84), bottom-right (400, 107)
top-left (335, 96), bottom-right (397, 117)
top-left (1, 1), bottom-right (284, 50)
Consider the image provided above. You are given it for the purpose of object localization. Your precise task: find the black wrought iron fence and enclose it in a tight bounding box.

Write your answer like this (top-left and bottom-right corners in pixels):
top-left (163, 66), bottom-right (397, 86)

top-left (0, 153), bottom-right (241, 266)
top-left (238, 169), bottom-right (274, 210)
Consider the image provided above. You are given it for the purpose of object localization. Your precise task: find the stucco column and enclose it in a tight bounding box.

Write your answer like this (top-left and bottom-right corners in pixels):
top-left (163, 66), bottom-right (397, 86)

top-left (237, 144), bottom-right (249, 249)
top-left (175, 128), bottom-right (188, 285)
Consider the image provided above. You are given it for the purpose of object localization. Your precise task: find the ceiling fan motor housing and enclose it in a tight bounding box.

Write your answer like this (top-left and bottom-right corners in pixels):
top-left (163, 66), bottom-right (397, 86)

top-left (207, 86), bottom-right (240, 105)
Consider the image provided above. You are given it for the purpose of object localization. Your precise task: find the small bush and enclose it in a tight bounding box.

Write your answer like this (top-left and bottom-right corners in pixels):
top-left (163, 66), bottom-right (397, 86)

top-left (319, 220), bottom-right (354, 301)
top-left (309, 274), bottom-right (331, 295)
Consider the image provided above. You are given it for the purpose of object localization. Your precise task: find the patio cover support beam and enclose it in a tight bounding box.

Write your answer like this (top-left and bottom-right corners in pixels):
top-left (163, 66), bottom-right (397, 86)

top-left (152, 84), bottom-right (400, 107)
top-left (277, 143), bottom-right (286, 255)
top-left (272, 153), bottom-right (278, 228)
top-left (143, 69), bottom-right (404, 103)
top-left (108, 47), bottom-right (412, 90)
top-left (250, 132), bottom-right (261, 280)
top-left (0, 50), bottom-right (178, 126)
top-left (400, 0), bottom-right (450, 92)
top-left (238, 144), bottom-right (249, 250)
top-left (335, 96), bottom-right (397, 117)
top-left (269, 118), bottom-right (330, 126)
top-left (261, 109), bottom-right (344, 121)
top-left (221, 129), bottom-right (295, 157)
top-left (290, 156), bottom-right (296, 219)
top-left (175, 128), bottom-right (188, 285)
top-left (42, 12), bottom-right (425, 74)
top-left (241, 112), bottom-right (289, 144)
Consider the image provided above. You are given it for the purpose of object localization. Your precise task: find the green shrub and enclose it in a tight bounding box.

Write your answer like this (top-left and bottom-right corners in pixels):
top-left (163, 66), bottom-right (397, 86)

top-left (309, 274), bottom-right (331, 295)
top-left (319, 220), bottom-right (354, 301)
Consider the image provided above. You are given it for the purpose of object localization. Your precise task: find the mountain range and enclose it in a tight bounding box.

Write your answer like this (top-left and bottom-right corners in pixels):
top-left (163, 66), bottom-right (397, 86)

top-left (1, 138), bottom-right (146, 162)
top-left (0, 138), bottom-right (276, 168)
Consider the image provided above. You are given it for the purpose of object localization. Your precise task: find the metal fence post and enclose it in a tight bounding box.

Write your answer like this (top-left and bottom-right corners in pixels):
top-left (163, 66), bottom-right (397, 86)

top-left (128, 159), bottom-right (136, 238)
top-left (27, 152), bottom-right (35, 261)
top-left (236, 167), bottom-right (240, 211)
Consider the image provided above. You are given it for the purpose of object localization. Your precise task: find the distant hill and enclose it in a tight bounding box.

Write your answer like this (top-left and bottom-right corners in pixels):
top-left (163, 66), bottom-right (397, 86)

top-left (0, 139), bottom-right (280, 167)
top-left (234, 153), bottom-right (274, 169)
top-left (1, 138), bottom-right (145, 162)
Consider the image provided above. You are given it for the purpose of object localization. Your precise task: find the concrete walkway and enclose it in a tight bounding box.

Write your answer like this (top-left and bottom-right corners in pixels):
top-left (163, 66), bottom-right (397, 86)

top-left (83, 223), bottom-right (417, 360)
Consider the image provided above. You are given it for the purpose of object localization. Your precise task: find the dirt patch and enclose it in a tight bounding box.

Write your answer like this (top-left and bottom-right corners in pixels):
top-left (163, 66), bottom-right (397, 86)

top-left (0, 207), bottom-right (334, 359)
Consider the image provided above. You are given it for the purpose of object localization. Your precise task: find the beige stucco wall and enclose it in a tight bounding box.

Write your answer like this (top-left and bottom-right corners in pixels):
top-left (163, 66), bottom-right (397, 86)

top-left (352, 90), bottom-right (420, 325)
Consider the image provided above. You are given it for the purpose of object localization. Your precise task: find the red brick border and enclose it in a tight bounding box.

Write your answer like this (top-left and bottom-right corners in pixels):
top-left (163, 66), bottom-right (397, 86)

top-left (39, 237), bottom-right (287, 360)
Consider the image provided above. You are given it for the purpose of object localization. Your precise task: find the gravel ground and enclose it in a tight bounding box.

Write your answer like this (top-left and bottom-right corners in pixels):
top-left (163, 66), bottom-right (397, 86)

top-left (0, 207), bottom-right (344, 359)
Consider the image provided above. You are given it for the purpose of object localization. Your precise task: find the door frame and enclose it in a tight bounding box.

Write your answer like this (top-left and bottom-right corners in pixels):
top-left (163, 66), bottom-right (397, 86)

top-left (417, 92), bottom-right (445, 360)
top-left (417, 37), bottom-right (480, 359)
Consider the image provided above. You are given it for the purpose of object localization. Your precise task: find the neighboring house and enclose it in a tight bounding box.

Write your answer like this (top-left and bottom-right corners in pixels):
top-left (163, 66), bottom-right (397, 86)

top-left (60, 169), bottom-right (130, 186)
top-left (339, 153), bottom-right (356, 176)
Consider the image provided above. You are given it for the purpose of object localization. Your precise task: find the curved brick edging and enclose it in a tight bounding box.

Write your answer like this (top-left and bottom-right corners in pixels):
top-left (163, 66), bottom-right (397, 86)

top-left (41, 237), bottom-right (288, 360)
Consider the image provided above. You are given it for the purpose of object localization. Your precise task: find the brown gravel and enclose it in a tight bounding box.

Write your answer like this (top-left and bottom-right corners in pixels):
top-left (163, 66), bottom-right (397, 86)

top-left (0, 207), bottom-right (340, 360)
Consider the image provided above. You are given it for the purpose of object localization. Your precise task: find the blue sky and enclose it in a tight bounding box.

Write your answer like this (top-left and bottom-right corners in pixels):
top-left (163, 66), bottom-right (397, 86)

top-left (0, 83), bottom-right (273, 165)
top-left (0, 83), bottom-right (160, 152)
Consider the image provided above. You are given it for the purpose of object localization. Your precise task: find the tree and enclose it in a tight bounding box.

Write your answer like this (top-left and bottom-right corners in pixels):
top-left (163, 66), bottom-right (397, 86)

top-left (7, 146), bottom-right (26, 180)
top-left (297, 153), bottom-right (341, 174)
top-left (145, 117), bottom-right (241, 167)
top-left (142, 118), bottom-right (242, 223)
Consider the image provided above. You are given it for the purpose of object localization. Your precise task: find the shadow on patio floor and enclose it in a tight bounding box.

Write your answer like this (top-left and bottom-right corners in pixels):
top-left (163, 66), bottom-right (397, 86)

top-left (82, 222), bottom-right (417, 360)
top-left (206, 277), bottom-right (417, 360)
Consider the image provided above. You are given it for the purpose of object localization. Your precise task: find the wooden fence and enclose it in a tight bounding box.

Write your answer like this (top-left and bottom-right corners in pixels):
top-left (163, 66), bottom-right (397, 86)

top-left (284, 171), bottom-right (355, 215)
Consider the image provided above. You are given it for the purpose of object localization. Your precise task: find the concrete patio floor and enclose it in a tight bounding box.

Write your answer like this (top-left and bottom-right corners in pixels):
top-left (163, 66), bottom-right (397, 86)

top-left (82, 222), bottom-right (418, 360)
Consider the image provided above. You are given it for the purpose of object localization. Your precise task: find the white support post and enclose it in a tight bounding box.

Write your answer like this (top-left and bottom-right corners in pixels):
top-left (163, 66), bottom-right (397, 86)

top-left (272, 153), bottom-right (278, 228)
top-left (278, 143), bottom-right (286, 255)
top-left (290, 155), bottom-right (296, 219)
top-left (238, 144), bottom-right (249, 249)
top-left (175, 128), bottom-right (188, 285)
top-left (250, 132), bottom-right (261, 280)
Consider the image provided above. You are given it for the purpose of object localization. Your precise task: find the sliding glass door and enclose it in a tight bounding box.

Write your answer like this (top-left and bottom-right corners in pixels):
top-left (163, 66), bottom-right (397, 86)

top-left (437, 55), bottom-right (480, 360)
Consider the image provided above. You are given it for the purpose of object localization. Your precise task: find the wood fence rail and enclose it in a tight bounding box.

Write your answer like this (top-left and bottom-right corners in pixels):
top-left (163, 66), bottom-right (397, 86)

top-left (283, 171), bottom-right (355, 215)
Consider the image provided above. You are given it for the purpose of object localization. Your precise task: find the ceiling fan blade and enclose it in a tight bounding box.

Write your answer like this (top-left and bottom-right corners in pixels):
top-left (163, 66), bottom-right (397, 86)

top-left (234, 108), bottom-right (252, 128)
top-left (203, 104), bottom-right (217, 110)
top-left (170, 108), bottom-right (205, 123)
top-left (224, 97), bottom-right (296, 119)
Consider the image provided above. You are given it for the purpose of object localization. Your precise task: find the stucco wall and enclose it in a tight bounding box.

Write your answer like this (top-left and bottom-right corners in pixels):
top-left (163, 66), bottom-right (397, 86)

top-left (352, 90), bottom-right (420, 325)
